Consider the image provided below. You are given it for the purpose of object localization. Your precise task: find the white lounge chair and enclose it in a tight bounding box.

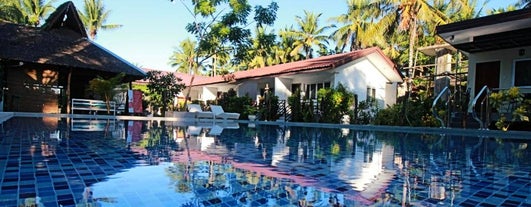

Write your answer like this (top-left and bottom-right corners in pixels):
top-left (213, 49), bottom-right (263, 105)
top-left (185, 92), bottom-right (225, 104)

top-left (207, 125), bottom-right (224, 136)
top-left (187, 104), bottom-right (214, 120)
top-left (210, 105), bottom-right (240, 120)
top-left (186, 126), bottom-right (203, 136)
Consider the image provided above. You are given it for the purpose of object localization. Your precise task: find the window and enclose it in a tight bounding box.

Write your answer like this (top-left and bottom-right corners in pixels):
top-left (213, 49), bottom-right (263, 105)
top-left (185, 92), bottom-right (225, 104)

top-left (514, 59), bottom-right (531, 87)
top-left (303, 82), bottom-right (332, 99)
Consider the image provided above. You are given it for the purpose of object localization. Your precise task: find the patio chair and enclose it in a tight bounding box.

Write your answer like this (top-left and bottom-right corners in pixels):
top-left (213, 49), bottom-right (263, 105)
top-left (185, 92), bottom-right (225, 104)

top-left (186, 125), bottom-right (203, 137)
top-left (210, 105), bottom-right (240, 121)
top-left (187, 104), bottom-right (214, 120)
top-left (207, 125), bottom-right (224, 136)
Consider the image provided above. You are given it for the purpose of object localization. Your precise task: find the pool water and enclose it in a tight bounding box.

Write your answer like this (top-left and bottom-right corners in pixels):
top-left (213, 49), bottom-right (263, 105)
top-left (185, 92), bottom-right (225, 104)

top-left (0, 117), bottom-right (529, 206)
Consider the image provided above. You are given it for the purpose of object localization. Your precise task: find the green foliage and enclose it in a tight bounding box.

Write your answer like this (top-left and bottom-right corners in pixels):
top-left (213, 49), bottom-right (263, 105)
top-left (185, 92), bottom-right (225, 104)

top-left (86, 72), bottom-right (125, 114)
top-left (0, 0), bottom-right (56, 26)
top-left (287, 89), bottom-right (315, 122)
top-left (79, 0), bottom-right (122, 39)
top-left (317, 84), bottom-right (354, 123)
top-left (373, 99), bottom-right (438, 127)
top-left (216, 88), bottom-right (252, 119)
top-left (258, 90), bottom-right (280, 121)
top-left (489, 87), bottom-right (530, 130)
top-left (183, 0), bottom-right (278, 69)
top-left (355, 100), bottom-right (378, 124)
top-left (144, 71), bottom-right (186, 116)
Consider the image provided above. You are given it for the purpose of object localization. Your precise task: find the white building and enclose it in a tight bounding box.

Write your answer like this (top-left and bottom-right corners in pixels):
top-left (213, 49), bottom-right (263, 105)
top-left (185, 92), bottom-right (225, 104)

top-left (184, 47), bottom-right (403, 109)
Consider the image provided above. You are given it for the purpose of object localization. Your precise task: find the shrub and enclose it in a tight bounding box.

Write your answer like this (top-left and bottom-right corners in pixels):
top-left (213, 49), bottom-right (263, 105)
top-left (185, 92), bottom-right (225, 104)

top-left (216, 89), bottom-right (253, 119)
top-left (317, 84), bottom-right (355, 123)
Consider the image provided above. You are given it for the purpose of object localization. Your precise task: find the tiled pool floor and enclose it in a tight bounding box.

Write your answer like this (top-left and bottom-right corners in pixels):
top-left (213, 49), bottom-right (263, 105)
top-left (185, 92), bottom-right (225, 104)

top-left (0, 117), bottom-right (530, 206)
top-left (0, 118), bottom-right (141, 206)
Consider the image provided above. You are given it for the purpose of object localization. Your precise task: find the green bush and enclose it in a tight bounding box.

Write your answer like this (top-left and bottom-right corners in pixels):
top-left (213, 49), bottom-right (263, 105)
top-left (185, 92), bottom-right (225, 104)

top-left (373, 100), bottom-right (438, 127)
top-left (317, 84), bottom-right (355, 123)
top-left (216, 89), bottom-right (253, 119)
top-left (259, 91), bottom-right (280, 121)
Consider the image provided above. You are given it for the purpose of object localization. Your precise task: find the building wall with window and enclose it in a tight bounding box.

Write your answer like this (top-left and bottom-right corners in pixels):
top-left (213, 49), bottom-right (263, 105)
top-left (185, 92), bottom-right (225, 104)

top-left (468, 46), bottom-right (531, 96)
top-left (334, 57), bottom-right (397, 108)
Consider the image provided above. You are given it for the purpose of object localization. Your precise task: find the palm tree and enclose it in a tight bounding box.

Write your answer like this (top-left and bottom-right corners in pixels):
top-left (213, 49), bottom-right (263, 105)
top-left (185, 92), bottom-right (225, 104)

top-left (78, 0), bottom-right (122, 39)
top-left (487, 5), bottom-right (519, 14)
top-left (0, 0), bottom-right (56, 26)
top-left (246, 26), bottom-right (276, 69)
top-left (271, 26), bottom-right (302, 64)
top-left (169, 38), bottom-right (200, 74)
top-left (290, 11), bottom-right (333, 59)
top-left (394, 0), bottom-right (448, 70)
top-left (448, 0), bottom-right (485, 21)
top-left (0, 0), bottom-right (23, 23)
top-left (331, 0), bottom-right (384, 52)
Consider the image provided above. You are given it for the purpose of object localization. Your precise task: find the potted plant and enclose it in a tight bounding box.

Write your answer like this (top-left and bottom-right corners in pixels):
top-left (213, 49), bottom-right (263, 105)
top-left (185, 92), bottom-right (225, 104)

top-left (245, 105), bottom-right (258, 121)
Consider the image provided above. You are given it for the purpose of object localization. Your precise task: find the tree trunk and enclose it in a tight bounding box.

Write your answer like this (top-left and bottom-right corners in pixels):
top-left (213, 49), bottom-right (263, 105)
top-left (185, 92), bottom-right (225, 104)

top-left (161, 92), bottom-right (167, 117)
top-left (408, 19), bottom-right (417, 74)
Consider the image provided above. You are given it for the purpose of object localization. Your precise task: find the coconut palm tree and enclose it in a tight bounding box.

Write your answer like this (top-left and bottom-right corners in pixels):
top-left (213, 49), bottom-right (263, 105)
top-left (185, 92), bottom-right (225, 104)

top-left (169, 38), bottom-right (200, 74)
top-left (78, 0), bottom-right (122, 39)
top-left (0, 0), bottom-right (56, 26)
top-left (290, 11), bottom-right (333, 59)
top-left (331, 0), bottom-right (385, 52)
top-left (246, 26), bottom-right (276, 69)
top-left (393, 0), bottom-right (449, 69)
top-left (272, 26), bottom-right (302, 64)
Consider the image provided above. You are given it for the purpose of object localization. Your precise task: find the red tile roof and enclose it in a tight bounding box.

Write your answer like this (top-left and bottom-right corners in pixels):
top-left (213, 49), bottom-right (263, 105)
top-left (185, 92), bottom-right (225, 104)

top-left (190, 47), bottom-right (398, 86)
top-left (140, 47), bottom-right (398, 87)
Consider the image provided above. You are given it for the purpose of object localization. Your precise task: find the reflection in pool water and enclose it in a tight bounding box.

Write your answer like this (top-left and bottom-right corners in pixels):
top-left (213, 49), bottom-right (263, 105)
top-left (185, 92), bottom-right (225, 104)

top-left (0, 117), bottom-right (529, 206)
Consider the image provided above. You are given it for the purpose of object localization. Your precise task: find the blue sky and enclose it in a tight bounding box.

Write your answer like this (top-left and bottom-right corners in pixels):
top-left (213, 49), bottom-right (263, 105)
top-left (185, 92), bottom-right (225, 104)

top-left (60, 0), bottom-right (515, 71)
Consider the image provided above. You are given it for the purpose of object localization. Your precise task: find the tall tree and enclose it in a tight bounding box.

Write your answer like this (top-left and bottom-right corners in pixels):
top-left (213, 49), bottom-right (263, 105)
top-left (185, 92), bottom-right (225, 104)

top-left (144, 71), bottom-right (186, 117)
top-left (0, 0), bottom-right (56, 26)
top-left (245, 26), bottom-right (277, 69)
top-left (331, 0), bottom-right (384, 52)
top-left (290, 11), bottom-right (332, 59)
top-left (78, 0), bottom-right (122, 39)
top-left (169, 38), bottom-right (200, 74)
top-left (272, 26), bottom-right (302, 64)
top-left (179, 0), bottom-right (279, 68)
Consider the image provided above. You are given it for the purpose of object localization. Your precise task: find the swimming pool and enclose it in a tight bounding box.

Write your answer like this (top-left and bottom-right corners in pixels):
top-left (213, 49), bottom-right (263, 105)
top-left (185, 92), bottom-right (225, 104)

top-left (0, 117), bottom-right (529, 206)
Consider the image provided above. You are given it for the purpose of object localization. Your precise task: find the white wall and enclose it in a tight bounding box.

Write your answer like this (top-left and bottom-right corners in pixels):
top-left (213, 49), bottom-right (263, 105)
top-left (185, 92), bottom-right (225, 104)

top-left (201, 87), bottom-right (217, 102)
top-left (385, 82), bottom-right (397, 107)
top-left (238, 81), bottom-right (258, 98)
top-left (334, 58), bottom-right (392, 108)
top-left (274, 77), bottom-right (292, 100)
top-left (469, 46), bottom-right (531, 96)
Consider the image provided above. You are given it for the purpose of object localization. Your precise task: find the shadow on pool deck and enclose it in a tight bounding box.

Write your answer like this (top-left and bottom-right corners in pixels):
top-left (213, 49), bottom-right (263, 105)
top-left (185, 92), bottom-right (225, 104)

top-left (3, 112), bottom-right (531, 140)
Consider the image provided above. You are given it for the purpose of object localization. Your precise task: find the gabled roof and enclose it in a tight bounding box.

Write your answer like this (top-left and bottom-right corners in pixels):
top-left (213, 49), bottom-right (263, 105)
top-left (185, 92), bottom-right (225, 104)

top-left (189, 47), bottom-right (401, 86)
top-left (0, 1), bottom-right (146, 81)
top-left (41, 1), bottom-right (88, 38)
top-left (436, 7), bottom-right (531, 53)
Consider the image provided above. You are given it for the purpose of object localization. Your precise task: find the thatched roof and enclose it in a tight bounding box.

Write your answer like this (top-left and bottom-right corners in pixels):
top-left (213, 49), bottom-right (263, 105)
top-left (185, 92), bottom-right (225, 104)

top-left (0, 1), bottom-right (145, 81)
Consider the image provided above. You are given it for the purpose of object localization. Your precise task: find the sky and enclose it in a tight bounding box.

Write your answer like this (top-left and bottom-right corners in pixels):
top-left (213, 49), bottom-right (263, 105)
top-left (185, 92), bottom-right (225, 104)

top-left (60, 0), bottom-right (516, 71)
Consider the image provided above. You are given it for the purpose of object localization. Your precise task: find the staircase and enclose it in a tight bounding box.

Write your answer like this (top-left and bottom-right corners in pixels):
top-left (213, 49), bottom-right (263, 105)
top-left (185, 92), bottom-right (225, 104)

top-left (432, 85), bottom-right (491, 129)
top-left (449, 112), bottom-right (481, 129)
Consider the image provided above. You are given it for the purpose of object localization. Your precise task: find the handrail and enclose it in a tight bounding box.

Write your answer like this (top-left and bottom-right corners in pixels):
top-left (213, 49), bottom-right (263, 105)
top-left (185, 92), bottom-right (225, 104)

top-left (71, 98), bottom-right (116, 116)
top-left (469, 85), bottom-right (490, 130)
top-left (432, 86), bottom-right (451, 128)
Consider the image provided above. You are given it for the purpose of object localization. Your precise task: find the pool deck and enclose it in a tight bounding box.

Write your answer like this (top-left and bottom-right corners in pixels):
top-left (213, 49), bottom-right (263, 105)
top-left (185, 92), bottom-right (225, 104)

top-left (2, 112), bottom-right (531, 139)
